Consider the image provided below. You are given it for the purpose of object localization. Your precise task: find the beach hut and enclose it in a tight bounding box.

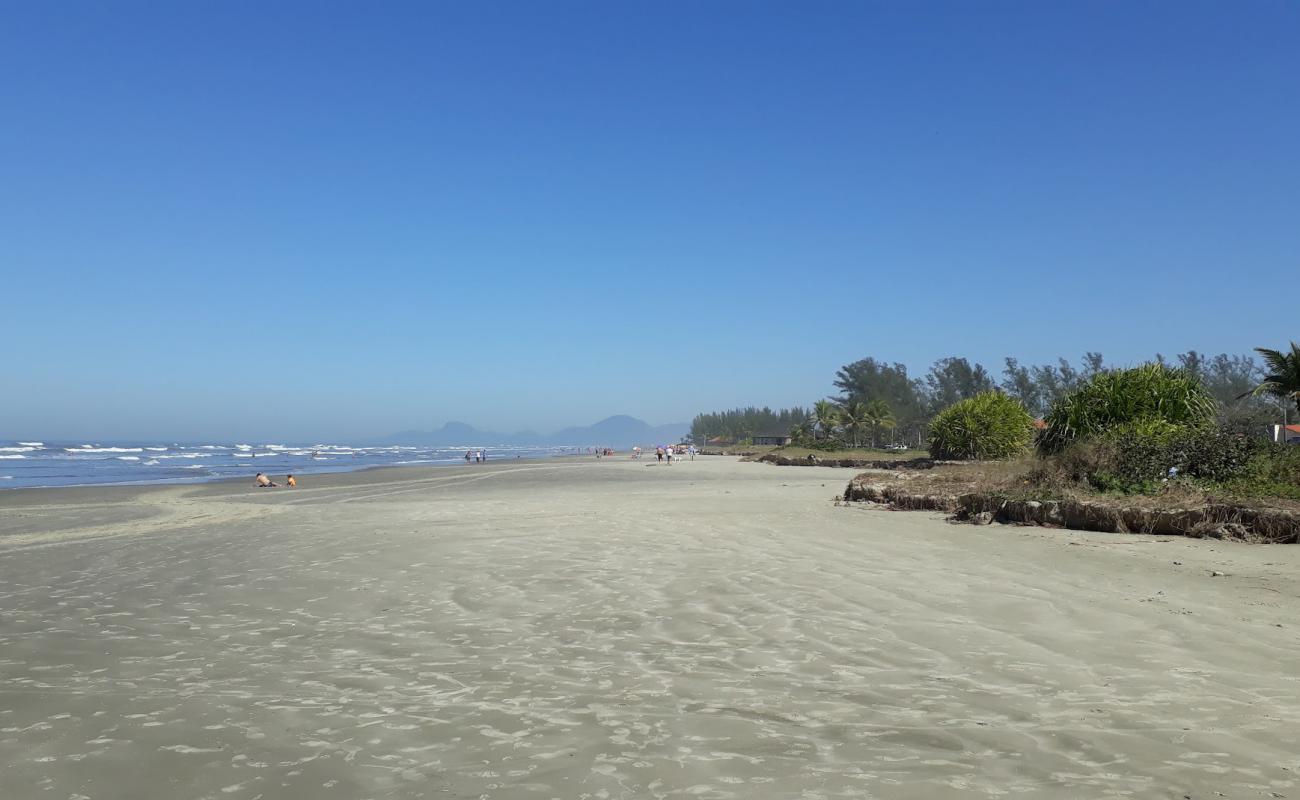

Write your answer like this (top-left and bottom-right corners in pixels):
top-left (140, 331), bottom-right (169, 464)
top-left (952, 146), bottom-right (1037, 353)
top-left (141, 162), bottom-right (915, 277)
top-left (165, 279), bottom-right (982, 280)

top-left (751, 429), bottom-right (792, 446)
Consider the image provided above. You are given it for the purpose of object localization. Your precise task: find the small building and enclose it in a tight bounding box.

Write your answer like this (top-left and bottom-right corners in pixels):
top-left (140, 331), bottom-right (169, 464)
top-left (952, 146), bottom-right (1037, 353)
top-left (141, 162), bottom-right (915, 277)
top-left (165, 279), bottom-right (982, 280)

top-left (752, 429), bottom-right (792, 447)
top-left (1271, 424), bottom-right (1300, 444)
top-left (706, 436), bottom-right (736, 448)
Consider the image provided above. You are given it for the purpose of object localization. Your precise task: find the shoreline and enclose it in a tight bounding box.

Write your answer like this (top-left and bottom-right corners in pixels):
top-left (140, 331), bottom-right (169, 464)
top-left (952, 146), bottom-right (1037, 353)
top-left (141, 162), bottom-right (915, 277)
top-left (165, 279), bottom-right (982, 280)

top-left (0, 452), bottom-right (581, 499)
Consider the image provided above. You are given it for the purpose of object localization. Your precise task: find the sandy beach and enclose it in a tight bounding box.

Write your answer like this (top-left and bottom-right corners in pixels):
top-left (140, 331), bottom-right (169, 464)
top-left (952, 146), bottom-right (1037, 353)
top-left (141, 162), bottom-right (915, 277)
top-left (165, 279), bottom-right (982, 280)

top-left (1, 457), bottom-right (1298, 799)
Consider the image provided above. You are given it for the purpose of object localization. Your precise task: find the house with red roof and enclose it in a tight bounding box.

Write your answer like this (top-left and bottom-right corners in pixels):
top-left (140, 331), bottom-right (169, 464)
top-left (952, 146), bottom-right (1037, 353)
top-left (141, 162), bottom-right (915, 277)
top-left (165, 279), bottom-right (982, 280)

top-left (1271, 424), bottom-right (1300, 444)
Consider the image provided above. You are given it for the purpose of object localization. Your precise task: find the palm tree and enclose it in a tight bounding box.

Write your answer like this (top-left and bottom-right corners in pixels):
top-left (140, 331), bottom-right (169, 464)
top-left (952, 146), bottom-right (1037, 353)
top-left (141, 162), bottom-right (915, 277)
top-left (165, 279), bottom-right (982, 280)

top-left (790, 417), bottom-right (815, 445)
top-left (813, 400), bottom-right (841, 442)
top-left (862, 399), bottom-right (896, 448)
top-left (839, 400), bottom-right (868, 447)
top-left (1247, 342), bottom-right (1300, 414)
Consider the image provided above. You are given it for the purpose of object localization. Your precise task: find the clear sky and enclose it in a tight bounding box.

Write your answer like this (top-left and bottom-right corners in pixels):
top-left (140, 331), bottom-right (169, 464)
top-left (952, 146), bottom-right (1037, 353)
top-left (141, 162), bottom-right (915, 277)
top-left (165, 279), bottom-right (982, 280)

top-left (2, 1), bottom-right (1297, 442)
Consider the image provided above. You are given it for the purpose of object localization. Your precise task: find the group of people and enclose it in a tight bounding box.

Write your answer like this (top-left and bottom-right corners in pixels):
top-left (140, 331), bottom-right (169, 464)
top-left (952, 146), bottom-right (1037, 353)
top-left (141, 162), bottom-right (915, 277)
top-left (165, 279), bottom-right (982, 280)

top-left (254, 472), bottom-right (296, 488)
top-left (463, 450), bottom-right (487, 463)
top-left (651, 444), bottom-right (696, 464)
top-left (626, 445), bottom-right (698, 462)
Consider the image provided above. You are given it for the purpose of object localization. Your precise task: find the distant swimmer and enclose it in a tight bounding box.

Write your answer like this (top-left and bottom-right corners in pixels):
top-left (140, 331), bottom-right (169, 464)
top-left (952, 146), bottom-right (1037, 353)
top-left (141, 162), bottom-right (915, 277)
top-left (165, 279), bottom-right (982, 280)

top-left (286, 474), bottom-right (297, 488)
top-left (255, 473), bottom-right (277, 488)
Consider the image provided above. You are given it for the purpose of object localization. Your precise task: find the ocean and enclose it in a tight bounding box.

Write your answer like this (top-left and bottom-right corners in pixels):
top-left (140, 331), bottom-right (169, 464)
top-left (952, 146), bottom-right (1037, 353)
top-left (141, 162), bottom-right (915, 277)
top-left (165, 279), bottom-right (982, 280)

top-left (0, 441), bottom-right (580, 490)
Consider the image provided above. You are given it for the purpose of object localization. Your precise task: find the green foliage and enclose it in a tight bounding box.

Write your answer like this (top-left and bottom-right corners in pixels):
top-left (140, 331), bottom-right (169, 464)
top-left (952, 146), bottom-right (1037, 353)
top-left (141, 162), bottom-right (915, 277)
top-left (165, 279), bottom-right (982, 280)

top-left (838, 401), bottom-right (868, 447)
top-left (798, 437), bottom-right (854, 452)
top-left (1037, 364), bottom-right (1218, 454)
top-left (837, 399), bottom-right (895, 447)
top-left (1030, 420), bottom-right (1298, 498)
top-left (924, 357), bottom-right (996, 414)
top-left (1079, 421), bottom-right (1260, 494)
top-left (695, 349), bottom-right (1273, 456)
top-left (1221, 444), bottom-right (1300, 499)
top-left (690, 406), bottom-right (808, 442)
top-left (1247, 341), bottom-right (1300, 413)
top-left (862, 399), bottom-right (896, 447)
top-left (789, 417), bottom-right (815, 445)
top-left (928, 391), bottom-right (1035, 460)
top-left (813, 400), bottom-right (842, 441)
top-left (1001, 353), bottom-right (1106, 417)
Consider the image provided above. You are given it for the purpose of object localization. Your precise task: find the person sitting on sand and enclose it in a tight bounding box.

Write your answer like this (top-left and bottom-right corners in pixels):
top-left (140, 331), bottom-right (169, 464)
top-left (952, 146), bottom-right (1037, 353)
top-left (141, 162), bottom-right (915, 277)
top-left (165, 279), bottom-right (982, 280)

top-left (286, 474), bottom-right (296, 488)
top-left (255, 473), bottom-right (276, 488)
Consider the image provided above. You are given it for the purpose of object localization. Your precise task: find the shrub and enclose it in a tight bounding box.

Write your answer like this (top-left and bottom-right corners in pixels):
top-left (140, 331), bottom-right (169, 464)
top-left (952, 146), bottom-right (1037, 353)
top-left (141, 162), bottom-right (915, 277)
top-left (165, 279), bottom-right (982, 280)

top-left (928, 391), bottom-right (1035, 460)
top-left (1085, 422), bottom-right (1260, 494)
top-left (1223, 443), bottom-right (1300, 499)
top-left (1029, 420), bottom-right (1274, 496)
top-left (1037, 364), bottom-right (1218, 454)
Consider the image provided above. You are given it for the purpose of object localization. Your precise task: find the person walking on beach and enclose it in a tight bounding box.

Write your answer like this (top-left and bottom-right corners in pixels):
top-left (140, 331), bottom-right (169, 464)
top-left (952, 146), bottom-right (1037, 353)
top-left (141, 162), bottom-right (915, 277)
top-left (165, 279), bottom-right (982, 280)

top-left (656, 446), bottom-right (664, 462)
top-left (666, 447), bottom-right (674, 465)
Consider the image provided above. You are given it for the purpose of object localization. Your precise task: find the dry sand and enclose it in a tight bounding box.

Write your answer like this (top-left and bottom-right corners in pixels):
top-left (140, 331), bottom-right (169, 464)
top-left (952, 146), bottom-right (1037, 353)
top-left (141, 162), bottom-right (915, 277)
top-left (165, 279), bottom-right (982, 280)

top-left (1, 457), bottom-right (1298, 799)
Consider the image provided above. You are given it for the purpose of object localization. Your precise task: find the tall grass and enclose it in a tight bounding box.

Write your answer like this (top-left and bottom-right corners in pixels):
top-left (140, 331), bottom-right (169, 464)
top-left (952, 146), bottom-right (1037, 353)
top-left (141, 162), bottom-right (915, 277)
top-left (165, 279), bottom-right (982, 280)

top-left (1037, 364), bottom-right (1217, 454)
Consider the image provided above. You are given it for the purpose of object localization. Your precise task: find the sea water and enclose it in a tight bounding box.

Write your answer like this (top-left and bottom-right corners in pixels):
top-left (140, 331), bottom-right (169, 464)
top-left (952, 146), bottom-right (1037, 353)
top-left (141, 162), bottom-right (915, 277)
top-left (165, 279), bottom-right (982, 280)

top-left (0, 441), bottom-right (581, 489)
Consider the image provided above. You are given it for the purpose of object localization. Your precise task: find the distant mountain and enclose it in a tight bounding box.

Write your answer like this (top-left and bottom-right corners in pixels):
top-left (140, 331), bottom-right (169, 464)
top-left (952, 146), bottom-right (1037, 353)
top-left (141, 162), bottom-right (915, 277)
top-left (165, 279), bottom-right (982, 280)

top-left (548, 415), bottom-right (689, 446)
top-left (377, 422), bottom-right (541, 446)
top-left (379, 415), bottom-right (688, 447)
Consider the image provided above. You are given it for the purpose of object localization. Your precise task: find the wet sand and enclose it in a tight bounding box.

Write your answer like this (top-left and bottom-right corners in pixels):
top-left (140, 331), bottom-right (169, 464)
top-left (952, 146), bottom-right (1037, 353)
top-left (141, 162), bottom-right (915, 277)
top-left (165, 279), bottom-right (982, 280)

top-left (1, 457), bottom-right (1298, 799)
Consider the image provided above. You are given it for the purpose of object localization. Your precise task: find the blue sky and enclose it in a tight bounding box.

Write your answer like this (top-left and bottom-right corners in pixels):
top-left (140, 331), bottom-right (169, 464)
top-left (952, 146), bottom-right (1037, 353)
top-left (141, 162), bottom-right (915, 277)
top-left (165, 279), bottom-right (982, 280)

top-left (2, 1), bottom-right (1297, 442)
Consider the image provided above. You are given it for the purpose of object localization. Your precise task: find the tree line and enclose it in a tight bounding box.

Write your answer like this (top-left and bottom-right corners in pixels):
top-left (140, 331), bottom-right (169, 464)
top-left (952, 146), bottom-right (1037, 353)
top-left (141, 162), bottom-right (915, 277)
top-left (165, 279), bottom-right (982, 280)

top-left (690, 406), bottom-right (810, 443)
top-left (692, 350), bottom-right (1288, 448)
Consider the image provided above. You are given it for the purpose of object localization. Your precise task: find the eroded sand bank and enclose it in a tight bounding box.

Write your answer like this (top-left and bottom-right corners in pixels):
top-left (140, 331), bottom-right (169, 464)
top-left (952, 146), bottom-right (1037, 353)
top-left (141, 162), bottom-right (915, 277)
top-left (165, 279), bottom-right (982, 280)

top-left (1, 458), bottom-right (1297, 799)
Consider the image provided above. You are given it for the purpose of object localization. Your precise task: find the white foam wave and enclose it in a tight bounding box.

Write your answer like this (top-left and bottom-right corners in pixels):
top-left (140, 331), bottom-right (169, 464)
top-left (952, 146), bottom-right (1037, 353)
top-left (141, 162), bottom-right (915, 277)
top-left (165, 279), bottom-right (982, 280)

top-left (154, 453), bottom-right (213, 459)
top-left (115, 456), bottom-right (140, 461)
top-left (181, 465), bottom-right (206, 470)
top-left (233, 453), bottom-right (253, 458)
top-left (17, 441), bottom-right (42, 447)
top-left (143, 459), bottom-right (161, 465)
top-left (0, 446), bottom-right (37, 452)
top-left (0, 455), bottom-right (25, 460)
top-left (145, 447), bottom-right (168, 452)
top-left (65, 447), bottom-right (143, 454)
top-left (0, 475), bottom-right (11, 479)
